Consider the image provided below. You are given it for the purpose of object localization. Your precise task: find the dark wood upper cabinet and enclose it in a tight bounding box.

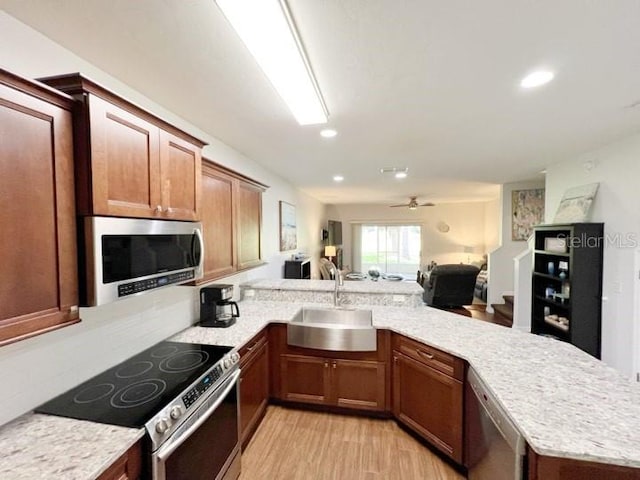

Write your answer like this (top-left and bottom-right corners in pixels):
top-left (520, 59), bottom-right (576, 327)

top-left (197, 158), bottom-right (267, 283)
top-left (38, 73), bottom-right (205, 221)
top-left (0, 69), bottom-right (80, 346)
top-left (236, 180), bottom-right (264, 270)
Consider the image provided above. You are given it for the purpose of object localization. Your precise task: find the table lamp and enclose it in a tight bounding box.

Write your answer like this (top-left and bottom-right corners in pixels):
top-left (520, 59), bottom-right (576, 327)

top-left (324, 245), bottom-right (337, 265)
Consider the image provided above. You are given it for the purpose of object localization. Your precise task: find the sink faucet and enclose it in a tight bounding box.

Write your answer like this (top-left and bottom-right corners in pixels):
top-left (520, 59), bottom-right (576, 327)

top-left (334, 268), bottom-right (343, 306)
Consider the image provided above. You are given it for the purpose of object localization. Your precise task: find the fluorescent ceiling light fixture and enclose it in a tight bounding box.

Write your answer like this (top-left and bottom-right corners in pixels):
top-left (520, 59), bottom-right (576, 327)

top-left (216, 0), bottom-right (328, 125)
top-left (333, 175), bottom-right (344, 182)
top-left (320, 128), bottom-right (337, 138)
top-left (520, 70), bottom-right (555, 89)
top-left (395, 171), bottom-right (408, 179)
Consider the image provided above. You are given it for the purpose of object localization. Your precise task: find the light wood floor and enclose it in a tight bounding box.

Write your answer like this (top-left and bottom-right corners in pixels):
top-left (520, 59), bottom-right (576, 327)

top-left (239, 406), bottom-right (466, 480)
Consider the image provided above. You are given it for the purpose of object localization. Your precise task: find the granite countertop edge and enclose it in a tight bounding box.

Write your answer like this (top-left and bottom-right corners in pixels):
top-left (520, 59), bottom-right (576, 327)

top-left (2, 298), bottom-right (638, 478)
top-left (171, 300), bottom-right (640, 470)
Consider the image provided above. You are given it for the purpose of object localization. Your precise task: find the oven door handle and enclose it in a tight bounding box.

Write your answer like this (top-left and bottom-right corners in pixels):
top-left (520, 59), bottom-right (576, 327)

top-left (156, 369), bottom-right (240, 462)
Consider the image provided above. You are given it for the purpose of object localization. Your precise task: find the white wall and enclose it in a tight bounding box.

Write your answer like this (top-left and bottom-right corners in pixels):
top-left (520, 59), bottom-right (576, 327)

top-left (487, 179), bottom-right (545, 309)
top-left (326, 201), bottom-right (496, 273)
top-left (0, 12), bottom-right (326, 426)
top-left (545, 132), bottom-right (640, 377)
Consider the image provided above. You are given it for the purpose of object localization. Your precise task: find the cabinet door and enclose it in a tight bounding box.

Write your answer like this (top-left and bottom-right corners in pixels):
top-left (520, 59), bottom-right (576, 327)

top-left (236, 180), bottom-right (263, 270)
top-left (331, 359), bottom-right (386, 411)
top-left (159, 130), bottom-right (201, 220)
top-left (200, 163), bottom-right (235, 280)
top-left (240, 339), bottom-right (269, 449)
top-left (88, 94), bottom-right (161, 218)
top-left (0, 79), bottom-right (79, 346)
top-left (280, 354), bottom-right (330, 405)
top-left (393, 352), bottom-right (463, 463)
top-left (96, 441), bottom-right (142, 480)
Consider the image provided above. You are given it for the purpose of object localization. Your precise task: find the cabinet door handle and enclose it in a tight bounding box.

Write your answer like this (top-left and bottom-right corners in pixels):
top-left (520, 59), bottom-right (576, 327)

top-left (416, 349), bottom-right (434, 360)
top-left (393, 356), bottom-right (398, 364)
top-left (332, 361), bottom-right (337, 369)
top-left (165, 206), bottom-right (173, 214)
top-left (155, 205), bottom-right (162, 213)
top-left (324, 361), bottom-right (329, 368)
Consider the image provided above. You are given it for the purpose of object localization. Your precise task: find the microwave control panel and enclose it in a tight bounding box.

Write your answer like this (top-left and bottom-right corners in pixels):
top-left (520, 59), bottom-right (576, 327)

top-left (118, 270), bottom-right (195, 297)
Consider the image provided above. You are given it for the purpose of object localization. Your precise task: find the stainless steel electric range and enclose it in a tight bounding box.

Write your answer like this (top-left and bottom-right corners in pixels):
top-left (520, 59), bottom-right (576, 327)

top-left (36, 341), bottom-right (241, 480)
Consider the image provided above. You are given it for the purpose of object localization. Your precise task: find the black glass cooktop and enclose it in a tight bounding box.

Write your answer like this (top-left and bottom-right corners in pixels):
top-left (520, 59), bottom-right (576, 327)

top-left (36, 341), bottom-right (232, 428)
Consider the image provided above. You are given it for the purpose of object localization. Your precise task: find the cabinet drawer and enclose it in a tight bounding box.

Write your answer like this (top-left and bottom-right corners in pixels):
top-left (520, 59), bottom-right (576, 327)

top-left (239, 329), bottom-right (268, 368)
top-left (393, 334), bottom-right (464, 381)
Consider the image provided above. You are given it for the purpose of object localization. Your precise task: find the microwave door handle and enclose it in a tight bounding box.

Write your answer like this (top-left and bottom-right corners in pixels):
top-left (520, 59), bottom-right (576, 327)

top-left (193, 228), bottom-right (204, 272)
top-left (155, 369), bottom-right (240, 462)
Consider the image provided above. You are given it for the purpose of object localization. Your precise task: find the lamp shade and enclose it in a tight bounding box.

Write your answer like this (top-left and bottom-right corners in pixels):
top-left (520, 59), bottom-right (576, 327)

top-left (324, 245), bottom-right (337, 257)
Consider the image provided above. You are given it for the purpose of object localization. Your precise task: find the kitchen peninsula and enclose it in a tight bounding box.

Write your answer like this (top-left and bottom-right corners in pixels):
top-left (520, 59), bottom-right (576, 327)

top-left (1, 294), bottom-right (639, 479)
top-left (240, 278), bottom-right (425, 307)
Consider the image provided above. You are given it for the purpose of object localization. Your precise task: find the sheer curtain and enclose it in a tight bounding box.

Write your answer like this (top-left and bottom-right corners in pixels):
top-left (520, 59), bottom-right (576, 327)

top-left (351, 222), bottom-right (422, 275)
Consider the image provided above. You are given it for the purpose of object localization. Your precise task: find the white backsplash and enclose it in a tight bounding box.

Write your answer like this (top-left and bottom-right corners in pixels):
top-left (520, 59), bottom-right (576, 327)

top-left (0, 286), bottom-right (199, 426)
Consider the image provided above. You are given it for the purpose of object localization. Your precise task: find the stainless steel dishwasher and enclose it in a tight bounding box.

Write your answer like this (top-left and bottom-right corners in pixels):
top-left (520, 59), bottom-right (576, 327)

top-left (465, 367), bottom-right (525, 480)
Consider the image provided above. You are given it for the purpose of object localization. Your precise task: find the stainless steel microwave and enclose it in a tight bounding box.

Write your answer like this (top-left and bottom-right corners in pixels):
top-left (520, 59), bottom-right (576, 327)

top-left (80, 217), bottom-right (204, 306)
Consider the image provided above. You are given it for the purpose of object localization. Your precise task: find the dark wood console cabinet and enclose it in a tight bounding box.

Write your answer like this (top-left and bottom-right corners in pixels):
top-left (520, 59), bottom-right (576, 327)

top-left (284, 258), bottom-right (311, 279)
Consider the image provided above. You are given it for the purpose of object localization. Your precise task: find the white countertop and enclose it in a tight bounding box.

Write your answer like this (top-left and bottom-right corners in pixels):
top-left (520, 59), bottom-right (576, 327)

top-left (2, 298), bottom-right (638, 479)
top-left (240, 278), bottom-right (424, 295)
top-left (0, 413), bottom-right (143, 480)
top-left (172, 300), bottom-right (640, 469)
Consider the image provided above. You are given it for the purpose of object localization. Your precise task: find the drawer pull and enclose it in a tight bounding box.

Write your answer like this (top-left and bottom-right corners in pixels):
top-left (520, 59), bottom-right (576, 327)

top-left (416, 349), bottom-right (434, 360)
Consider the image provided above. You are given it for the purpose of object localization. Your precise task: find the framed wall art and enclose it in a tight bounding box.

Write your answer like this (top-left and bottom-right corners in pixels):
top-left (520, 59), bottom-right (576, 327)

top-left (512, 188), bottom-right (545, 241)
top-left (279, 201), bottom-right (297, 251)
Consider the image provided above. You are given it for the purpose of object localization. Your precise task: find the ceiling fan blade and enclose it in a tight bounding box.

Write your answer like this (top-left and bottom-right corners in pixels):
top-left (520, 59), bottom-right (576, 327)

top-left (389, 204), bottom-right (409, 208)
top-left (420, 202), bottom-right (435, 206)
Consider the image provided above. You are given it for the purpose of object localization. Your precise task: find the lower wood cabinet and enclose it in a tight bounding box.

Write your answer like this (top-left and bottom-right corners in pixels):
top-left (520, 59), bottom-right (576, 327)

top-left (239, 329), bottom-right (269, 449)
top-left (280, 354), bottom-right (387, 411)
top-left (270, 324), bottom-right (390, 413)
top-left (528, 447), bottom-right (640, 480)
top-left (392, 335), bottom-right (464, 463)
top-left (97, 441), bottom-right (142, 480)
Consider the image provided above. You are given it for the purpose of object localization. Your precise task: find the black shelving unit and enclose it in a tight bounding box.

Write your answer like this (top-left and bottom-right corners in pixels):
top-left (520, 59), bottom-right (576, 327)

top-left (284, 258), bottom-right (311, 279)
top-left (531, 223), bottom-right (604, 358)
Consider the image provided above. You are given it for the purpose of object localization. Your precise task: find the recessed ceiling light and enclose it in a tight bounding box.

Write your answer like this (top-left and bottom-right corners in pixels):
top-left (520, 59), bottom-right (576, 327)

top-left (320, 129), bottom-right (337, 138)
top-left (395, 171), bottom-right (408, 179)
top-left (520, 70), bottom-right (555, 89)
top-left (333, 175), bottom-right (344, 182)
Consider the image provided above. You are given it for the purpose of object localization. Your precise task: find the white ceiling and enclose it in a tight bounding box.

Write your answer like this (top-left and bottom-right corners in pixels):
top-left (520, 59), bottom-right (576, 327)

top-left (2, 0), bottom-right (640, 205)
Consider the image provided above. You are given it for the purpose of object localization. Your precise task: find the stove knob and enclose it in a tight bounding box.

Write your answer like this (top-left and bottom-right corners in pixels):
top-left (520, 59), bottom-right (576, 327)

top-left (231, 352), bottom-right (240, 363)
top-left (170, 405), bottom-right (184, 420)
top-left (155, 418), bottom-right (170, 434)
top-left (223, 358), bottom-right (231, 369)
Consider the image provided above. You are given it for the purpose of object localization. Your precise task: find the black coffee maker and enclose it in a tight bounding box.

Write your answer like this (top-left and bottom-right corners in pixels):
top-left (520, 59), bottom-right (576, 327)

top-left (200, 284), bottom-right (240, 328)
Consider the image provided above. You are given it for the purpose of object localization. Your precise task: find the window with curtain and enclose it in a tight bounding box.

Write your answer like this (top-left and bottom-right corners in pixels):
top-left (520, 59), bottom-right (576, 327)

top-left (352, 224), bottom-right (422, 275)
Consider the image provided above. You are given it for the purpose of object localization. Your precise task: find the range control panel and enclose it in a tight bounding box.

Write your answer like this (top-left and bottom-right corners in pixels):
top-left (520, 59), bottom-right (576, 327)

top-left (118, 270), bottom-right (195, 297)
top-left (182, 365), bottom-right (224, 408)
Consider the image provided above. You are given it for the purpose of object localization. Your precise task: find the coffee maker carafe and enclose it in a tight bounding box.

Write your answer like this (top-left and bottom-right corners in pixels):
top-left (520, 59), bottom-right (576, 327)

top-left (200, 284), bottom-right (240, 328)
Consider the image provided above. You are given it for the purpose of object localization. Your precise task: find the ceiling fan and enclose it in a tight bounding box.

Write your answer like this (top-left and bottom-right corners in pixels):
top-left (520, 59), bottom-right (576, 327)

top-left (389, 196), bottom-right (435, 210)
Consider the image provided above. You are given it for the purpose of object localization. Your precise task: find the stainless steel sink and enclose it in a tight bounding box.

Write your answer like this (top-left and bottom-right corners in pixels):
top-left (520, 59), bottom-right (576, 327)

top-left (287, 307), bottom-right (376, 351)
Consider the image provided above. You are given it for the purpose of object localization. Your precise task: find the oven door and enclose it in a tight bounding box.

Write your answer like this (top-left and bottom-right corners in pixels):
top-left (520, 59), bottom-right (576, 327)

top-left (153, 370), bottom-right (241, 480)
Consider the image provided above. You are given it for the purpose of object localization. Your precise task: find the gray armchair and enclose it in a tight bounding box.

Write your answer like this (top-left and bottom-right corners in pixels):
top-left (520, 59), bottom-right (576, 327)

top-left (420, 264), bottom-right (480, 307)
